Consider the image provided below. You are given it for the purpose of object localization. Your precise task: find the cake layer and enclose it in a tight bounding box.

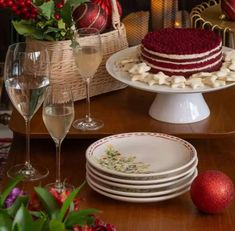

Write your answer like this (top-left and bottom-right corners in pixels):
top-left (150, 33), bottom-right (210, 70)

top-left (141, 28), bottom-right (223, 77)
top-left (142, 28), bottom-right (222, 55)
top-left (142, 52), bottom-right (222, 71)
top-left (141, 46), bottom-right (222, 63)
top-left (145, 56), bottom-right (223, 77)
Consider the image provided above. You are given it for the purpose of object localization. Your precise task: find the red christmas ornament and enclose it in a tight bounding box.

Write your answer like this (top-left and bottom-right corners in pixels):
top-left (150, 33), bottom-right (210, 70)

top-left (73, 2), bottom-right (107, 33)
top-left (190, 170), bottom-right (234, 214)
top-left (91, 0), bottom-right (122, 27)
top-left (221, 0), bottom-right (235, 21)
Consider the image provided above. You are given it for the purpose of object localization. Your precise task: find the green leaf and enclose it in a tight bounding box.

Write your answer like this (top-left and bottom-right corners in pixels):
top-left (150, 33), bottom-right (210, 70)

top-left (0, 212), bottom-right (12, 231)
top-left (12, 20), bottom-right (44, 40)
top-left (49, 220), bottom-right (65, 231)
top-left (12, 204), bottom-right (45, 231)
top-left (67, 0), bottom-right (89, 7)
top-left (44, 27), bottom-right (61, 35)
top-left (32, 0), bottom-right (44, 6)
top-left (65, 209), bottom-right (97, 228)
top-left (1, 196), bottom-right (29, 218)
top-left (38, 1), bottom-right (55, 20)
top-left (60, 1), bottom-right (73, 26)
top-left (58, 19), bottom-right (66, 30)
top-left (58, 182), bottom-right (85, 221)
top-left (61, 0), bottom-right (89, 26)
top-left (0, 176), bottom-right (22, 207)
top-left (34, 187), bottom-right (59, 219)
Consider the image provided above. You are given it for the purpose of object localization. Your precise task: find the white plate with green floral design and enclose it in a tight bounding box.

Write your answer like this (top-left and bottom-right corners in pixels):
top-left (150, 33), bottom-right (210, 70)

top-left (87, 164), bottom-right (196, 189)
top-left (86, 157), bottom-right (198, 184)
top-left (87, 168), bottom-right (197, 198)
top-left (86, 132), bottom-right (197, 178)
top-left (87, 179), bottom-right (191, 203)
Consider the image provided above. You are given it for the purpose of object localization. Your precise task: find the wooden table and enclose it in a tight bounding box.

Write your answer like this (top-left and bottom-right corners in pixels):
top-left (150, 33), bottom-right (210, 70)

top-left (4, 86), bottom-right (235, 230)
top-left (2, 134), bottom-right (235, 231)
top-left (9, 86), bottom-right (235, 139)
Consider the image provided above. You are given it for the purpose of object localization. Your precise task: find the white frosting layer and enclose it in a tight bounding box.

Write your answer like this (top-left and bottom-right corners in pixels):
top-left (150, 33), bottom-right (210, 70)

top-left (142, 41), bottom-right (222, 60)
top-left (144, 56), bottom-right (223, 73)
top-left (141, 49), bottom-right (222, 65)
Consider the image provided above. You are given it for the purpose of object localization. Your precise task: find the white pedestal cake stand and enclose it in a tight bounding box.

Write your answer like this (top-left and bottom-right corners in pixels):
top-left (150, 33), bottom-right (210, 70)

top-left (106, 46), bottom-right (235, 124)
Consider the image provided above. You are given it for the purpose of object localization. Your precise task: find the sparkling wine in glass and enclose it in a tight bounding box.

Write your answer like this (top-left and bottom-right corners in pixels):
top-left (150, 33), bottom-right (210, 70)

top-left (4, 42), bottom-right (49, 181)
top-left (73, 27), bottom-right (103, 130)
top-left (43, 86), bottom-right (74, 192)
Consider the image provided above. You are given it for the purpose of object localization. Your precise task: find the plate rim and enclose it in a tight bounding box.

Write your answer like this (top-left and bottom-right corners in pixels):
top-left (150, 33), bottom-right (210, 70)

top-left (86, 157), bottom-right (198, 185)
top-left (87, 179), bottom-right (191, 203)
top-left (86, 169), bottom-right (197, 197)
top-left (86, 165), bottom-right (197, 189)
top-left (86, 132), bottom-right (197, 178)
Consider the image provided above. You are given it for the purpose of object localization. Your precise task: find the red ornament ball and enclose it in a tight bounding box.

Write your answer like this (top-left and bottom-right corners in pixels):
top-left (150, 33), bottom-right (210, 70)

top-left (221, 0), bottom-right (235, 21)
top-left (190, 170), bottom-right (234, 214)
top-left (91, 0), bottom-right (122, 27)
top-left (73, 2), bottom-right (107, 33)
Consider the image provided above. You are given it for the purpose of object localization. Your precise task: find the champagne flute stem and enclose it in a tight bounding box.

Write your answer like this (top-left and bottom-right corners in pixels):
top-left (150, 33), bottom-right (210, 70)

top-left (85, 78), bottom-right (92, 123)
top-left (55, 140), bottom-right (62, 188)
top-left (25, 118), bottom-right (32, 168)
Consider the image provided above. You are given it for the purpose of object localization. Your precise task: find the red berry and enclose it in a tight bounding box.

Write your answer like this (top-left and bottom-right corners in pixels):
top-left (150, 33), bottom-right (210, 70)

top-left (54, 12), bottom-right (61, 20)
top-left (11, 5), bottom-right (17, 12)
top-left (56, 2), bottom-right (63, 9)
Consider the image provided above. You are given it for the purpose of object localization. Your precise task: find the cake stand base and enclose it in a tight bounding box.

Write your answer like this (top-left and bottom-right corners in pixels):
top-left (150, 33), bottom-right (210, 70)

top-left (149, 93), bottom-right (210, 124)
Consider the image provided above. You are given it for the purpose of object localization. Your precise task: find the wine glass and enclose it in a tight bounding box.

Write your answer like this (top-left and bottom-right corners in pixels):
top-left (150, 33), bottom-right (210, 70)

top-left (73, 27), bottom-right (103, 130)
top-left (43, 86), bottom-right (75, 193)
top-left (4, 42), bottom-right (50, 181)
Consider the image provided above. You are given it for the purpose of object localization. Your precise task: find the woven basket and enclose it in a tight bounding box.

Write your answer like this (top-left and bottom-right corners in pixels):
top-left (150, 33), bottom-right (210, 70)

top-left (27, 0), bottom-right (128, 101)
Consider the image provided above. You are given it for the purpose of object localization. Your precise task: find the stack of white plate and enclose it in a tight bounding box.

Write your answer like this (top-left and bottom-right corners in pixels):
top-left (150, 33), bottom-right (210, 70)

top-left (86, 132), bottom-right (198, 203)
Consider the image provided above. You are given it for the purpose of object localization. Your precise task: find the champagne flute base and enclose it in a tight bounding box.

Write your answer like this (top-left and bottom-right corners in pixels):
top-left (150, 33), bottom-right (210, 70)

top-left (7, 164), bottom-right (49, 181)
top-left (45, 182), bottom-right (74, 194)
top-left (73, 118), bottom-right (104, 131)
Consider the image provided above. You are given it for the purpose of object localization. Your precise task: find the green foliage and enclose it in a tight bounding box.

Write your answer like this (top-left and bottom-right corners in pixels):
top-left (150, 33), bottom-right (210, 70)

top-left (0, 178), bottom-right (98, 231)
top-left (12, 0), bottom-right (89, 41)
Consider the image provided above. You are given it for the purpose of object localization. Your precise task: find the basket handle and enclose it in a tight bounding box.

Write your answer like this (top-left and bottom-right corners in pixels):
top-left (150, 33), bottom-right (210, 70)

top-left (111, 0), bottom-right (121, 29)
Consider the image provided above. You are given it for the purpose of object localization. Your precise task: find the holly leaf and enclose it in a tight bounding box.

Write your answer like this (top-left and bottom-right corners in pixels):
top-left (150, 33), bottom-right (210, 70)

top-left (60, 1), bottom-right (73, 26)
top-left (38, 0), bottom-right (55, 20)
top-left (0, 175), bottom-right (22, 207)
top-left (44, 27), bottom-right (62, 34)
top-left (12, 20), bottom-right (45, 40)
top-left (32, 0), bottom-right (44, 6)
top-left (67, 0), bottom-right (89, 7)
top-left (61, 0), bottom-right (89, 26)
top-left (57, 19), bottom-right (66, 30)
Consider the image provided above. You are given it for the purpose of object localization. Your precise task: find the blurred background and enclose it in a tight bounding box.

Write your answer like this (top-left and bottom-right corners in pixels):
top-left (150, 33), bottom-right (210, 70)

top-left (0, 0), bottom-right (206, 62)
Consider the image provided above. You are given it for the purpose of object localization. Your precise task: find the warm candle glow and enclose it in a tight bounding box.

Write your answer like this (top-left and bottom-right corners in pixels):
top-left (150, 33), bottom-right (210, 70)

top-left (151, 0), bottom-right (179, 30)
top-left (175, 21), bottom-right (181, 28)
top-left (122, 11), bottom-right (149, 46)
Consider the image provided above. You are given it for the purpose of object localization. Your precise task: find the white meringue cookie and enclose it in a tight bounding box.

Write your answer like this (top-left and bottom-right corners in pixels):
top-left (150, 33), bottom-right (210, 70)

top-left (129, 62), bottom-right (151, 74)
top-left (186, 78), bottom-right (204, 89)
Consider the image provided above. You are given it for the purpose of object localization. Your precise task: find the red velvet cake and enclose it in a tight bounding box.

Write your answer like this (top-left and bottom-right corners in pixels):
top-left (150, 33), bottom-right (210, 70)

top-left (141, 28), bottom-right (223, 77)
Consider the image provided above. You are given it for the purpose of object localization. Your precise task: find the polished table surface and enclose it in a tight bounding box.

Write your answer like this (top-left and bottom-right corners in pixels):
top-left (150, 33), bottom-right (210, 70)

top-left (4, 86), bottom-right (235, 230)
top-left (2, 134), bottom-right (235, 231)
top-left (8, 86), bottom-right (235, 139)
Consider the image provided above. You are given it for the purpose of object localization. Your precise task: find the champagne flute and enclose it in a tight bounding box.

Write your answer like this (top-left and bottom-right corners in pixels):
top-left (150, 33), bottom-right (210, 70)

top-left (43, 86), bottom-right (74, 192)
top-left (4, 42), bottom-right (49, 181)
top-left (73, 28), bottom-right (103, 130)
